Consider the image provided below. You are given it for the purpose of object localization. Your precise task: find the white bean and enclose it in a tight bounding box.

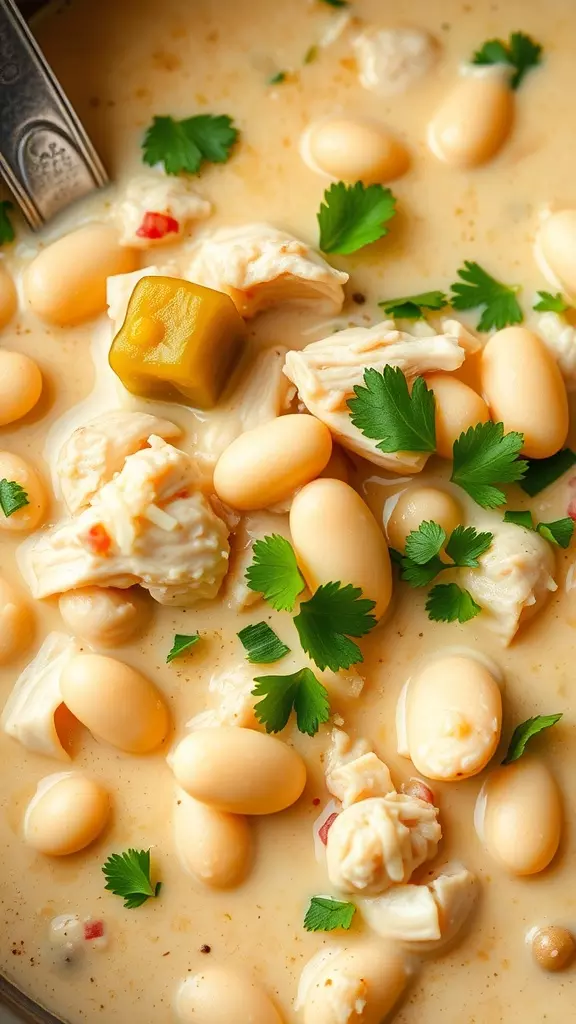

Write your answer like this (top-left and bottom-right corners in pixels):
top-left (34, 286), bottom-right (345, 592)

top-left (176, 967), bottom-right (283, 1024)
top-left (170, 727), bottom-right (306, 815)
top-left (60, 653), bottom-right (169, 754)
top-left (174, 788), bottom-right (252, 889)
top-left (0, 351), bottom-right (42, 426)
top-left (24, 773), bottom-right (110, 856)
top-left (428, 68), bottom-right (514, 168)
top-left (213, 415), bottom-right (332, 511)
top-left (0, 576), bottom-right (32, 664)
top-left (0, 262), bottom-right (17, 328)
top-left (386, 485), bottom-right (462, 553)
top-left (59, 587), bottom-right (144, 647)
top-left (302, 118), bottom-right (409, 183)
top-left (300, 941), bottom-right (409, 1024)
top-left (426, 373), bottom-right (489, 459)
top-left (0, 451), bottom-right (46, 532)
top-left (290, 478), bottom-right (392, 618)
top-left (24, 224), bottom-right (138, 326)
top-left (482, 327), bottom-right (569, 458)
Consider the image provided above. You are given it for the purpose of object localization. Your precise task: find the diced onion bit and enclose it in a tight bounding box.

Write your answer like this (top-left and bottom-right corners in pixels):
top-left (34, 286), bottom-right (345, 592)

top-left (401, 778), bottom-right (435, 804)
top-left (318, 811), bottom-right (339, 845)
top-left (83, 920), bottom-right (105, 941)
top-left (84, 524), bottom-right (112, 555)
top-left (136, 211), bottom-right (180, 240)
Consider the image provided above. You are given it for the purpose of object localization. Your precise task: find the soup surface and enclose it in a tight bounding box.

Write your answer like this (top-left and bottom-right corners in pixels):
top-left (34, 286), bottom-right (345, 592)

top-left (1, 1), bottom-right (576, 1022)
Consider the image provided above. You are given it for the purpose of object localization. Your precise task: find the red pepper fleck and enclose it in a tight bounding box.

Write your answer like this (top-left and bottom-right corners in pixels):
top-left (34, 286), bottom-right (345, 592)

top-left (84, 921), bottom-right (105, 941)
top-left (318, 812), bottom-right (338, 846)
top-left (402, 778), bottom-right (435, 805)
top-left (568, 498), bottom-right (576, 522)
top-left (312, 798), bottom-right (321, 807)
top-left (85, 524), bottom-right (112, 555)
top-left (173, 489), bottom-right (190, 500)
top-left (136, 211), bottom-right (180, 240)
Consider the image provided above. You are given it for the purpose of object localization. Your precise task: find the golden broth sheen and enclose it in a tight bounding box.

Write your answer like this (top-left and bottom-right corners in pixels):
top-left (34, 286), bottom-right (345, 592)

top-left (1, 0), bottom-right (576, 1022)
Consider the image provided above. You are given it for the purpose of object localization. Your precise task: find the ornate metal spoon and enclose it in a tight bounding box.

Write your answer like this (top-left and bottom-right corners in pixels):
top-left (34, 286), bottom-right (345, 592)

top-left (0, 0), bottom-right (108, 228)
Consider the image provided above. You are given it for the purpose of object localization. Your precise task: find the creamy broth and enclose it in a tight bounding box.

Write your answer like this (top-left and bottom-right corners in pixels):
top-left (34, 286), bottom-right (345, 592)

top-left (1, 1), bottom-right (576, 1022)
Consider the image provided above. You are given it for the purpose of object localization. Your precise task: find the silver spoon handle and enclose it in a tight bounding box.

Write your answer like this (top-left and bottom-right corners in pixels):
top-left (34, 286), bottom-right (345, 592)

top-left (0, 0), bottom-right (108, 229)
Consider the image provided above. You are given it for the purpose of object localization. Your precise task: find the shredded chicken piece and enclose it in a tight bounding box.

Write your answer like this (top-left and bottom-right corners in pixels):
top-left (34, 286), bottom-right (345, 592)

top-left (56, 411), bottom-right (181, 513)
top-left (353, 26), bottom-right (438, 96)
top-left (185, 662), bottom-right (260, 731)
top-left (21, 437), bottom-right (229, 606)
top-left (186, 223), bottom-right (348, 318)
top-left (193, 346), bottom-right (294, 479)
top-left (1, 632), bottom-right (81, 759)
top-left (326, 793), bottom-right (441, 895)
top-left (462, 520), bottom-right (557, 645)
top-left (361, 862), bottom-right (477, 949)
top-left (284, 319), bottom-right (472, 472)
top-left (225, 509), bottom-right (290, 611)
top-left (536, 311), bottom-right (576, 389)
top-left (116, 174), bottom-right (211, 248)
top-left (326, 729), bottom-right (393, 807)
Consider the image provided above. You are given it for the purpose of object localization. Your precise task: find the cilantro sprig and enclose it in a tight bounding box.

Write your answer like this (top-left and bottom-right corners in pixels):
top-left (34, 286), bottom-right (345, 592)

top-left (318, 182), bottom-right (396, 254)
top-left (238, 622), bottom-right (290, 664)
top-left (102, 849), bottom-right (161, 909)
top-left (142, 114), bottom-right (238, 175)
top-left (451, 421), bottom-right (527, 508)
top-left (304, 896), bottom-right (356, 932)
top-left (245, 534), bottom-right (305, 611)
top-left (472, 32), bottom-right (542, 90)
top-left (503, 510), bottom-right (574, 549)
top-left (0, 479), bottom-right (29, 518)
top-left (379, 290), bottom-right (448, 320)
top-left (425, 583), bottom-right (481, 624)
top-left (520, 449), bottom-right (576, 497)
top-left (252, 667), bottom-right (330, 736)
top-left (450, 261), bottom-right (523, 332)
top-left (0, 201), bottom-right (15, 246)
top-left (294, 582), bottom-right (377, 671)
top-left (166, 633), bottom-right (199, 663)
top-left (502, 713), bottom-right (562, 764)
top-left (534, 291), bottom-right (571, 314)
top-left (348, 366), bottom-right (436, 454)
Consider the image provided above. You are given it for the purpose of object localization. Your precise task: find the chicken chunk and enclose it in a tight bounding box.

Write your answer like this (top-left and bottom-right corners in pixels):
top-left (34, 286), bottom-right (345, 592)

top-left (185, 662), bottom-right (260, 731)
top-left (1, 632), bottom-right (81, 760)
top-left (353, 26), bottom-right (439, 96)
top-left (192, 345), bottom-right (294, 479)
top-left (284, 319), bottom-right (470, 472)
top-left (536, 312), bottom-right (576, 390)
top-left (185, 223), bottom-right (348, 318)
top-left (116, 174), bottom-right (211, 248)
top-left (326, 729), bottom-right (394, 808)
top-left (361, 863), bottom-right (477, 948)
top-left (326, 793), bottom-right (441, 895)
top-left (21, 436), bottom-right (230, 607)
top-left (462, 520), bottom-right (557, 645)
top-left (56, 411), bottom-right (181, 513)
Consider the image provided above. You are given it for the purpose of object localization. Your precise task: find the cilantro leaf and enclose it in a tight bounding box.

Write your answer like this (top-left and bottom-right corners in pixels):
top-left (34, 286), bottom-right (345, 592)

top-left (537, 518), bottom-right (574, 549)
top-left (319, 0), bottom-right (349, 6)
top-left (294, 582), bottom-right (377, 672)
top-left (520, 449), bottom-right (576, 497)
top-left (268, 71), bottom-right (287, 84)
top-left (304, 896), bottom-right (356, 932)
top-left (0, 479), bottom-right (29, 518)
top-left (252, 668), bottom-right (330, 736)
top-left (503, 509), bottom-right (534, 530)
top-left (502, 713), bottom-right (563, 765)
top-left (445, 525), bottom-right (493, 567)
top-left (507, 32), bottom-right (543, 90)
top-left (0, 201), bottom-right (15, 246)
top-left (503, 510), bottom-right (574, 549)
top-left (400, 555), bottom-right (446, 588)
top-left (102, 849), bottom-right (161, 909)
top-left (304, 45), bottom-right (319, 64)
top-left (405, 521), bottom-right (446, 564)
top-left (379, 291), bottom-right (448, 320)
top-left (471, 31), bottom-right (542, 90)
top-left (245, 534), bottom-right (305, 611)
top-left (166, 633), bottom-right (199, 663)
top-left (450, 261), bottom-right (523, 332)
top-left (451, 421), bottom-right (527, 508)
top-left (142, 114), bottom-right (238, 175)
top-left (348, 367), bottom-right (436, 454)
top-left (533, 291), bottom-right (570, 314)
top-left (237, 622), bottom-right (290, 664)
top-left (425, 583), bottom-right (481, 624)
top-left (318, 181), bottom-right (396, 255)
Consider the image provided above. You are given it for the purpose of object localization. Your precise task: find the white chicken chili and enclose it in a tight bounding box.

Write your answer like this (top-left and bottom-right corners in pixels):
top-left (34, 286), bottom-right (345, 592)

top-left (0, 0), bottom-right (576, 1022)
